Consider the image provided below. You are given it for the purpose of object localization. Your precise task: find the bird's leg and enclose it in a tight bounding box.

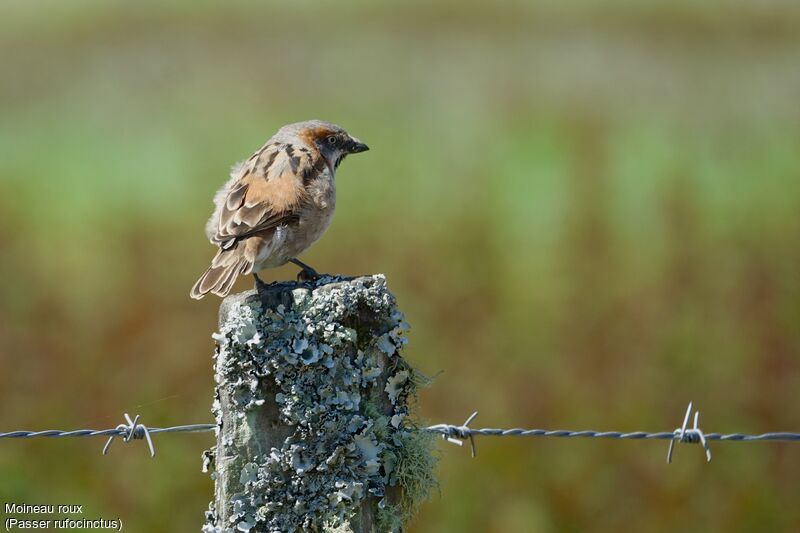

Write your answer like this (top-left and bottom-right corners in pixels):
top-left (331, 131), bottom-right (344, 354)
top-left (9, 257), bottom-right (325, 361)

top-left (289, 258), bottom-right (320, 281)
top-left (253, 273), bottom-right (269, 292)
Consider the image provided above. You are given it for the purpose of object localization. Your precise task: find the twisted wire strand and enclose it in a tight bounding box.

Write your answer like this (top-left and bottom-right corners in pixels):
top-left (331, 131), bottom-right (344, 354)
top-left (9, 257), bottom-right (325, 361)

top-left (1, 403), bottom-right (798, 462)
top-left (0, 415), bottom-right (216, 458)
top-left (0, 424), bottom-right (216, 439)
top-left (424, 426), bottom-right (800, 442)
top-left (425, 403), bottom-right (800, 461)
top-left (4, 425), bottom-right (797, 444)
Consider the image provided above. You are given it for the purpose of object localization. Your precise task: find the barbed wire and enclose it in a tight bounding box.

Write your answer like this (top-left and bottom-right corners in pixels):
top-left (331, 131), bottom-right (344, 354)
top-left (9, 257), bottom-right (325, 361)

top-left (428, 403), bottom-right (800, 462)
top-left (1, 403), bottom-right (798, 463)
top-left (0, 413), bottom-right (215, 458)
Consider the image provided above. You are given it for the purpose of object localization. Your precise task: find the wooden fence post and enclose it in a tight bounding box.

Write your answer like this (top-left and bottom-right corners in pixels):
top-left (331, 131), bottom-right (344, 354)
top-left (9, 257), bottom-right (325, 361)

top-left (202, 275), bottom-right (436, 533)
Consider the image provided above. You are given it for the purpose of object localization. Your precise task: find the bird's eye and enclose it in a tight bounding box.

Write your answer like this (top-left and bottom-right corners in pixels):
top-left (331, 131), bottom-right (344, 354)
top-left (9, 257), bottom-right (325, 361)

top-left (326, 136), bottom-right (338, 145)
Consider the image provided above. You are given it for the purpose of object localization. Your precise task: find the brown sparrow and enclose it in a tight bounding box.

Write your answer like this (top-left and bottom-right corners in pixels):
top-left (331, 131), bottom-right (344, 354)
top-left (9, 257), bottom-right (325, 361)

top-left (190, 120), bottom-right (368, 299)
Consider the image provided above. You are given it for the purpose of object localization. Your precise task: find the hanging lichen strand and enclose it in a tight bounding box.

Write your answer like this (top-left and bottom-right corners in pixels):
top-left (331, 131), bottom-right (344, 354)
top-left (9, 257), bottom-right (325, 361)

top-left (203, 275), bottom-right (438, 533)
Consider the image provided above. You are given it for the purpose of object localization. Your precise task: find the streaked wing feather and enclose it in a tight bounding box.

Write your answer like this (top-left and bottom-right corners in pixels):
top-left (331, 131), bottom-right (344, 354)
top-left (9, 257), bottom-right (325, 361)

top-left (225, 182), bottom-right (249, 210)
top-left (213, 143), bottom-right (319, 246)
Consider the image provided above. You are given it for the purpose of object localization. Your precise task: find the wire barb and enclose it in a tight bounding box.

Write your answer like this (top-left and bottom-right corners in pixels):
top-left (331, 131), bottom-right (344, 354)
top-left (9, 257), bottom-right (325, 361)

top-left (666, 402), bottom-right (711, 464)
top-left (437, 411), bottom-right (478, 457)
top-left (102, 413), bottom-right (156, 458)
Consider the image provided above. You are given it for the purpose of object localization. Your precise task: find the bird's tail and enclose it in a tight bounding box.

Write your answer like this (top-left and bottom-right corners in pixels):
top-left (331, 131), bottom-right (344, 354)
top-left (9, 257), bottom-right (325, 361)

top-left (190, 246), bottom-right (253, 300)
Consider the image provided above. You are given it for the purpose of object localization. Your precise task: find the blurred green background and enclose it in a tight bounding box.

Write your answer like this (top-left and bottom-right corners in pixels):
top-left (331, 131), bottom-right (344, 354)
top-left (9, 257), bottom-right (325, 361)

top-left (1, 1), bottom-right (799, 531)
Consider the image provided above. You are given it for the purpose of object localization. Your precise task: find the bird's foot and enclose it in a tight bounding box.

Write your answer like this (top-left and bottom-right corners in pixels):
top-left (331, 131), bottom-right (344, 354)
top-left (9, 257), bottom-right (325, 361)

top-left (296, 269), bottom-right (320, 282)
top-left (289, 258), bottom-right (322, 282)
top-left (253, 273), bottom-right (270, 292)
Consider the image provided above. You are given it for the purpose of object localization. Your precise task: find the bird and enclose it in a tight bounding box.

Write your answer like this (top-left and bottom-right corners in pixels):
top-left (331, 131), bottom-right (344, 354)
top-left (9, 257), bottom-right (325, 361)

top-left (190, 120), bottom-right (369, 299)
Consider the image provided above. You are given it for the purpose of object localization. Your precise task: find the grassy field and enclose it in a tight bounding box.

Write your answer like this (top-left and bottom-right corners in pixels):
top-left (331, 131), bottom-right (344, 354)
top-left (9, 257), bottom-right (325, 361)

top-left (1, 1), bottom-right (799, 531)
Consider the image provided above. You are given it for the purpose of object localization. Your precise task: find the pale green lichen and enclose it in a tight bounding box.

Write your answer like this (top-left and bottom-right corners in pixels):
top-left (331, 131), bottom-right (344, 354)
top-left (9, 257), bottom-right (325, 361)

top-left (203, 275), bottom-right (437, 533)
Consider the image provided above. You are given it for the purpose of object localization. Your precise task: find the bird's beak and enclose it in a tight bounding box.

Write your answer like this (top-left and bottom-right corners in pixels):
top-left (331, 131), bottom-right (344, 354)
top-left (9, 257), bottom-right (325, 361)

top-left (348, 137), bottom-right (369, 154)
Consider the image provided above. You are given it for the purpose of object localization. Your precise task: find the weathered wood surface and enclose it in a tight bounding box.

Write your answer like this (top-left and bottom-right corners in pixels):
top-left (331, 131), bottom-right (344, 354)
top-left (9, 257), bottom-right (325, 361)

top-left (204, 275), bottom-right (419, 533)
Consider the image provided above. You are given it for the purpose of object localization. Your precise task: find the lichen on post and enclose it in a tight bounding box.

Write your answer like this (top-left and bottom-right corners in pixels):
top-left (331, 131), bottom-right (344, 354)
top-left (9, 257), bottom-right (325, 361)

top-left (202, 275), bottom-right (437, 533)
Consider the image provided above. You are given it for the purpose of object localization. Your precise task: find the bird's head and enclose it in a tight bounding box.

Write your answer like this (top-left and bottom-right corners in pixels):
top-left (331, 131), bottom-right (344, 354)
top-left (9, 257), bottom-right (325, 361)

top-left (280, 120), bottom-right (369, 171)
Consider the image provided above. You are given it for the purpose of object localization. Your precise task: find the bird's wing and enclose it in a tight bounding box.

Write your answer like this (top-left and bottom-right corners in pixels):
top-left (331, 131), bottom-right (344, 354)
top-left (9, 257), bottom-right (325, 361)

top-left (212, 142), bottom-right (324, 248)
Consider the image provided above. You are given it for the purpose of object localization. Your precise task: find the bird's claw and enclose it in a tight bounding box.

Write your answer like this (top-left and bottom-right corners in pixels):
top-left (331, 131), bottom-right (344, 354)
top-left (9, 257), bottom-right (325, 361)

top-left (296, 268), bottom-right (320, 282)
top-left (290, 258), bottom-right (322, 282)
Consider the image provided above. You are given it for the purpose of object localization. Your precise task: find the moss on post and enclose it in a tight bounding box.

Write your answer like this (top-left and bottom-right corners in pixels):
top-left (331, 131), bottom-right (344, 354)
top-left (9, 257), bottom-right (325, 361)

top-left (202, 275), bottom-right (437, 533)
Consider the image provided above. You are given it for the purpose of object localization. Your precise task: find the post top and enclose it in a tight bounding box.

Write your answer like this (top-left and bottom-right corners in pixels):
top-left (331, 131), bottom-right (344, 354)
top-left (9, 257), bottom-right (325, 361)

top-left (219, 274), bottom-right (386, 326)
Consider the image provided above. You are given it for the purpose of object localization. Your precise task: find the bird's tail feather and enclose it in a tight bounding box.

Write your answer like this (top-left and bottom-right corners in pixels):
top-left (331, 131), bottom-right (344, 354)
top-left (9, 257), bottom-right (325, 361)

top-left (190, 247), bottom-right (252, 300)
